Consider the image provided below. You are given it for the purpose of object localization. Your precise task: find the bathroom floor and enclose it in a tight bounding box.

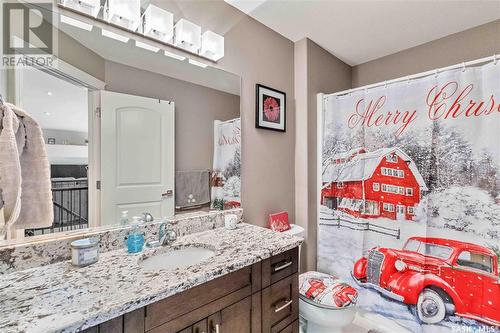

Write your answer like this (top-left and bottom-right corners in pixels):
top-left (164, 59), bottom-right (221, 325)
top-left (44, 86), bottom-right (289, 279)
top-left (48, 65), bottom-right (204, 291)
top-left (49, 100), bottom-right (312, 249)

top-left (299, 311), bottom-right (412, 333)
top-left (299, 318), bottom-right (369, 333)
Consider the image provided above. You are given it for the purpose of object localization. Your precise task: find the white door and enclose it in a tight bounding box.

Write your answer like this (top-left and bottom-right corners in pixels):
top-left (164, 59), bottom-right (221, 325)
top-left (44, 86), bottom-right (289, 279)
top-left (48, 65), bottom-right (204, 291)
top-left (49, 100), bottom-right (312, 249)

top-left (100, 91), bottom-right (174, 225)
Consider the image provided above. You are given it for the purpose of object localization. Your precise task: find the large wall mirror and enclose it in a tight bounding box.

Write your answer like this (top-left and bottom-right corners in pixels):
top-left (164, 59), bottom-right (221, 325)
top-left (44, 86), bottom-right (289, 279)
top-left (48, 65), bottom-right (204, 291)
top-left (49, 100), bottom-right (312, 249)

top-left (0, 1), bottom-right (241, 244)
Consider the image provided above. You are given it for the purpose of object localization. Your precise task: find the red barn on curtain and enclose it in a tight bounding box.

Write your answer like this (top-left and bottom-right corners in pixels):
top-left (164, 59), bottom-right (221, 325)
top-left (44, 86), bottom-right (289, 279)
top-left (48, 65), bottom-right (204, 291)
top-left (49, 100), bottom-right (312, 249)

top-left (321, 147), bottom-right (428, 221)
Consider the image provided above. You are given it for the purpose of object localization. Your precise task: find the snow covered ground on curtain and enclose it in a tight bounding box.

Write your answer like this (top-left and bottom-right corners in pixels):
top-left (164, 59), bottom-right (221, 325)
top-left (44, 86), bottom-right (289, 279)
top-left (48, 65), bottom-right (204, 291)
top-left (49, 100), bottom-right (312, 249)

top-left (317, 206), bottom-right (498, 333)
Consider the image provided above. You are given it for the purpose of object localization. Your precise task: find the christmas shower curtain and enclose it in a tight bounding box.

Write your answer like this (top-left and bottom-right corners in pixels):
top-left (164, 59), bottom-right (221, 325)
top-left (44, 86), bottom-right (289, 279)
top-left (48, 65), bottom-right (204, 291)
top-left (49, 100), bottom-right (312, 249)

top-left (318, 61), bottom-right (499, 332)
top-left (211, 118), bottom-right (241, 210)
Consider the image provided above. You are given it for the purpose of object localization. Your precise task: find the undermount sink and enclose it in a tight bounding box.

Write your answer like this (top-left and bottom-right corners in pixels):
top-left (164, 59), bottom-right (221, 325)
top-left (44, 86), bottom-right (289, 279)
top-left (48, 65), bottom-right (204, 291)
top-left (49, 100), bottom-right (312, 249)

top-left (140, 246), bottom-right (216, 271)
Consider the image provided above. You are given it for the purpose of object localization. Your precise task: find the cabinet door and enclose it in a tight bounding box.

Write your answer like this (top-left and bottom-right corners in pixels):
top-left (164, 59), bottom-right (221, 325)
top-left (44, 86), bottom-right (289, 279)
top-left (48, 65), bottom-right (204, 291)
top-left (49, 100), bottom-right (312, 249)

top-left (207, 312), bottom-right (221, 333)
top-left (262, 273), bottom-right (299, 333)
top-left (220, 296), bottom-right (252, 333)
top-left (278, 320), bottom-right (298, 333)
top-left (193, 319), bottom-right (207, 333)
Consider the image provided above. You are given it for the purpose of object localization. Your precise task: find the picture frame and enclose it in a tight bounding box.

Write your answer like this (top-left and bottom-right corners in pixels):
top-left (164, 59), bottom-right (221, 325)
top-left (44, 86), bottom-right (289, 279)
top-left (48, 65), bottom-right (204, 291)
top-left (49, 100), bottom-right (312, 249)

top-left (255, 84), bottom-right (286, 132)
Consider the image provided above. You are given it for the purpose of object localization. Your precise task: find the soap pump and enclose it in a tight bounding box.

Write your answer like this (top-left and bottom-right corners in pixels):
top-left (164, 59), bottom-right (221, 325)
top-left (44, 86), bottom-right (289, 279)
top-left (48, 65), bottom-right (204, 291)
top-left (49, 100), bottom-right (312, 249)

top-left (120, 210), bottom-right (129, 226)
top-left (125, 216), bottom-right (145, 253)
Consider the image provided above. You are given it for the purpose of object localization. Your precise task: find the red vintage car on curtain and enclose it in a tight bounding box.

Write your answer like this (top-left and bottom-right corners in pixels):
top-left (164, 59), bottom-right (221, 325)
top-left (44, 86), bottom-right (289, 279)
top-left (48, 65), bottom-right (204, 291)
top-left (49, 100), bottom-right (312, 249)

top-left (352, 237), bottom-right (500, 326)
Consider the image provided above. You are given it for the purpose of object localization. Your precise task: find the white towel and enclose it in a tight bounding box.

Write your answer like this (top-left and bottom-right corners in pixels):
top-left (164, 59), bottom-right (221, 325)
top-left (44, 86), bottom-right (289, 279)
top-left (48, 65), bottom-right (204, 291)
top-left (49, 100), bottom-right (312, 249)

top-left (0, 103), bottom-right (53, 231)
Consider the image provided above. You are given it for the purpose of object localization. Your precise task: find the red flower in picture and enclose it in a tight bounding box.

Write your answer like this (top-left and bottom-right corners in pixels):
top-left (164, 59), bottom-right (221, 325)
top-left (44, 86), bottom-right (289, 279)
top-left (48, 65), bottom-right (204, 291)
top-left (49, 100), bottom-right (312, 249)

top-left (263, 96), bottom-right (280, 123)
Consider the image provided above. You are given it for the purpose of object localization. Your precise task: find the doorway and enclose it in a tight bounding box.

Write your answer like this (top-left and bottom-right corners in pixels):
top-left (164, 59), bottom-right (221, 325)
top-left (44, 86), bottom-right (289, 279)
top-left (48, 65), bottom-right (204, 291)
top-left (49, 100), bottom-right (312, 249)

top-left (396, 205), bottom-right (405, 220)
top-left (98, 91), bottom-right (175, 225)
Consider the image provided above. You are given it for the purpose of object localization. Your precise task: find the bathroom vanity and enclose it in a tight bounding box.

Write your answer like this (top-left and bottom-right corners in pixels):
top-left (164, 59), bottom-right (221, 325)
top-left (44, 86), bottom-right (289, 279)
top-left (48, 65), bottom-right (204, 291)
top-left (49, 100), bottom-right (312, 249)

top-left (83, 246), bottom-right (299, 333)
top-left (0, 222), bottom-right (301, 333)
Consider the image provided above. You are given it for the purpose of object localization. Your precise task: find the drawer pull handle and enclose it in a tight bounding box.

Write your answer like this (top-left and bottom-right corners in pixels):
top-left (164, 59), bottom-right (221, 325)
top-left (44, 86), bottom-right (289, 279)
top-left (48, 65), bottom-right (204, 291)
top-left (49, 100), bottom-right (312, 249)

top-left (273, 261), bottom-right (292, 272)
top-left (274, 299), bottom-right (293, 313)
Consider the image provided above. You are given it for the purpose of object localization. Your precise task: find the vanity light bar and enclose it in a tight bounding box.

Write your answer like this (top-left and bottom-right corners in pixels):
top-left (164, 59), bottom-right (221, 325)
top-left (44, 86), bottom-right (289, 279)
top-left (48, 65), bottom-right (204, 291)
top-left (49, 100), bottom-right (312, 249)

top-left (135, 41), bottom-right (160, 53)
top-left (200, 31), bottom-right (224, 61)
top-left (164, 50), bottom-right (186, 61)
top-left (105, 0), bottom-right (141, 31)
top-left (60, 0), bottom-right (100, 17)
top-left (188, 59), bottom-right (208, 68)
top-left (60, 15), bottom-right (93, 31)
top-left (174, 18), bottom-right (202, 54)
top-left (102, 29), bottom-right (130, 43)
top-left (57, 2), bottom-right (224, 63)
top-left (142, 4), bottom-right (174, 44)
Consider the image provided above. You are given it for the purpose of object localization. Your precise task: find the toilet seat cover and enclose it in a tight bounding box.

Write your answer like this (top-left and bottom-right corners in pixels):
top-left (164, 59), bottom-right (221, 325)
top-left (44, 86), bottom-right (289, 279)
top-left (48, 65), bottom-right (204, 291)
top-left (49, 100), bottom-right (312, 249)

top-left (299, 271), bottom-right (358, 308)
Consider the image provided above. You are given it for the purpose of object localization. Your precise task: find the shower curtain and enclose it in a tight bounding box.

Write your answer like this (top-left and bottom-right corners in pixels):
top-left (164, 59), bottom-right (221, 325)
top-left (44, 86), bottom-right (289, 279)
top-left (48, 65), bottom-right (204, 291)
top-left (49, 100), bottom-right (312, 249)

top-left (318, 61), bottom-right (499, 332)
top-left (211, 118), bottom-right (241, 210)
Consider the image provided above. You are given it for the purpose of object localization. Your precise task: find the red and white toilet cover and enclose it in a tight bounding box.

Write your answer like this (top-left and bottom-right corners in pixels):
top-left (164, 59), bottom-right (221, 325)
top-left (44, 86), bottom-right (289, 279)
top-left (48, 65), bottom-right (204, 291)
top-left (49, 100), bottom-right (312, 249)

top-left (299, 271), bottom-right (358, 308)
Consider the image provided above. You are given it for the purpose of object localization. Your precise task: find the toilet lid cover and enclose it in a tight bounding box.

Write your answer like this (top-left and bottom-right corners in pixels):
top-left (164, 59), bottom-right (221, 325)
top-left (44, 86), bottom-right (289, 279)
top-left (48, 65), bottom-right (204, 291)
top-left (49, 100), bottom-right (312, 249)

top-left (299, 271), bottom-right (358, 308)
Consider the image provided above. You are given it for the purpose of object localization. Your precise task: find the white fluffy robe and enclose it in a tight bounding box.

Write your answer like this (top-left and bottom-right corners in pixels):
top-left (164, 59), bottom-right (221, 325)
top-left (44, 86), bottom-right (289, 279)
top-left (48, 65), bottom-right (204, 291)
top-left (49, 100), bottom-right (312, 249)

top-left (0, 103), bottom-right (53, 232)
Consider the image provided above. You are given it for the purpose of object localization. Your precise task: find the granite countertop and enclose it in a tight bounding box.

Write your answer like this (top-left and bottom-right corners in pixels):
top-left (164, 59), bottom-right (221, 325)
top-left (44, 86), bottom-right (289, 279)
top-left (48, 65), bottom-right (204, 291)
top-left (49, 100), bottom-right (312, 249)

top-left (0, 223), bottom-right (302, 333)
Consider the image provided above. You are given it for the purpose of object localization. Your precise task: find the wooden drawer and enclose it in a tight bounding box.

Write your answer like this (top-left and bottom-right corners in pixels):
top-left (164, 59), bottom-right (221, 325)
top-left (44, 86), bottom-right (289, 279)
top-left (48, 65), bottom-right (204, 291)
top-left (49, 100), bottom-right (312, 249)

top-left (145, 267), bottom-right (252, 331)
top-left (278, 320), bottom-right (299, 333)
top-left (262, 248), bottom-right (298, 288)
top-left (262, 273), bottom-right (299, 333)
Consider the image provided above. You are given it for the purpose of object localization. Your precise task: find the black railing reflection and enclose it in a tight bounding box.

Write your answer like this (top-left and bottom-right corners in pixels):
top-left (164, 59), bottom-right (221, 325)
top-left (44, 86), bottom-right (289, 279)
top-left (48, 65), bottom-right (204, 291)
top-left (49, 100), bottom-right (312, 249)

top-left (25, 179), bottom-right (88, 236)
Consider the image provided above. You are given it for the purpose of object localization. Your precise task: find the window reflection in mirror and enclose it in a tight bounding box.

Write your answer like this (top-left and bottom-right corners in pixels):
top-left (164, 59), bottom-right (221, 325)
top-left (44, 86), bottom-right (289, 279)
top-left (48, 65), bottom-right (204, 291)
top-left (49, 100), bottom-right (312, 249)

top-left (22, 69), bottom-right (90, 237)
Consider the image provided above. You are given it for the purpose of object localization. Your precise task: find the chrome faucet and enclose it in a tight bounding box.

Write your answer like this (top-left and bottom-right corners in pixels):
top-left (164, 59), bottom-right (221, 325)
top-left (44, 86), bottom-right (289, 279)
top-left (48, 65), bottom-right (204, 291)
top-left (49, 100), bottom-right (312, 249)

top-left (159, 221), bottom-right (177, 246)
top-left (140, 212), bottom-right (154, 223)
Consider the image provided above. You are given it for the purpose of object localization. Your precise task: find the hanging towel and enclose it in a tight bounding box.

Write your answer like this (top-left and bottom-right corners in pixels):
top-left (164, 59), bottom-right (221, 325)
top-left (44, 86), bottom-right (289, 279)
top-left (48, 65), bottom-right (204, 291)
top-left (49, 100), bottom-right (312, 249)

top-left (0, 103), bottom-right (53, 230)
top-left (175, 170), bottom-right (210, 209)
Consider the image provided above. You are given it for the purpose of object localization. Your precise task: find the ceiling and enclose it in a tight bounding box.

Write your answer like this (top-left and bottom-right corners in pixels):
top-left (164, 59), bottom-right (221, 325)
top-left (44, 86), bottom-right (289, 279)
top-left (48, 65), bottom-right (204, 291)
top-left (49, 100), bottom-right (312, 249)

top-left (21, 68), bottom-right (88, 132)
top-left (226, 0), bottom-right (500, 66)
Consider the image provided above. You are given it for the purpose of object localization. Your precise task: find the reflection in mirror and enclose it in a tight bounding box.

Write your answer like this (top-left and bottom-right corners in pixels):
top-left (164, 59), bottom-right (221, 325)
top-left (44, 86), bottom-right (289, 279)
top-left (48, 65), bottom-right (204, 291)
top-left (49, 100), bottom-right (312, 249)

top-left (0, 2), bottom-right (241, 245)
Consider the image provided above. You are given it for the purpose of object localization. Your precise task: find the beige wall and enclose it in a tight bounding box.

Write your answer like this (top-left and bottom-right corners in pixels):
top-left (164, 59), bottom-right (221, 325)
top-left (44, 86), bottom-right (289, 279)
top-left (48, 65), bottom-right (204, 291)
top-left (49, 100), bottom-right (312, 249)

top-left (104, 61), bottom-right (240, 172)
top-left (295, 39), bottom-right (351, 271)
top-left (294, 39), bottom-right (309, 271)
top-left (218, 11), bottom-right (296, 227)
top-left (57, 31), bottom-right (106, 82)
top-left (352, 20), bottom-right (500, 87)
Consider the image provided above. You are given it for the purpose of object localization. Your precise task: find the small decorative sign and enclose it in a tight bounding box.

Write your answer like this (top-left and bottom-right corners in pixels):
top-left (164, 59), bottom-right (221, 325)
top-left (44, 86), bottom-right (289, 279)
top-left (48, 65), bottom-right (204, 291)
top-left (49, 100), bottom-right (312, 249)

top-left (268, 211), bottom-right (290, 232)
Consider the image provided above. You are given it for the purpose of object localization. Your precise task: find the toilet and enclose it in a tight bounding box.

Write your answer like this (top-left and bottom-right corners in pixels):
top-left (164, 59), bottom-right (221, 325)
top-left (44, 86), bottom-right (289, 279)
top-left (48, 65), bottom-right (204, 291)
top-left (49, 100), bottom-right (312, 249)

top-left (298, 271), bottom-right (358, 333)
top-left (281, 224), bottom-right (305, 238)
top-left (276, 225), bottom-right (358, 333)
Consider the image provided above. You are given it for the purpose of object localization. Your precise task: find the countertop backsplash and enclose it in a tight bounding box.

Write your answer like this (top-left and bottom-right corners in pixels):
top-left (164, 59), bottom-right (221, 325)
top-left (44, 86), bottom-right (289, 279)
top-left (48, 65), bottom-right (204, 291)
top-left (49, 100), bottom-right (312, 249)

top-left (0, 209), bottom-right (243, 274)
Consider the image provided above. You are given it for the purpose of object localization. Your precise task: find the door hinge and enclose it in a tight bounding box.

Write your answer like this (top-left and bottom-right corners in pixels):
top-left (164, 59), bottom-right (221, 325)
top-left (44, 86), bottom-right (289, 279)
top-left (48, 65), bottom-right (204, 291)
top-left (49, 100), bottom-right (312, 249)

top-left (96, 181), bottom-right (101, 190)
top-left (95, 107), bottom-right (101, 118)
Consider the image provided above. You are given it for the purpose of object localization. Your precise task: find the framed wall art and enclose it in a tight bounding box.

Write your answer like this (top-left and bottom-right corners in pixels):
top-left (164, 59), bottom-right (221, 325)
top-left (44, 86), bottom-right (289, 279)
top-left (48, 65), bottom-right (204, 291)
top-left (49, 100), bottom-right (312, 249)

top-left (255, 84), bottom-right (286, 132)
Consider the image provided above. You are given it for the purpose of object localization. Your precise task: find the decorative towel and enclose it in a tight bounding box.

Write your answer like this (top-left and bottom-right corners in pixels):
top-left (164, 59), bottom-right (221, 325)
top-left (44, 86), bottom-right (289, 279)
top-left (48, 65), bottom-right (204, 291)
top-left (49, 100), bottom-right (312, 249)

top-left (0, 103), bottom-right (53, 230)
top-left (175, 170), bottom-right (210, 209)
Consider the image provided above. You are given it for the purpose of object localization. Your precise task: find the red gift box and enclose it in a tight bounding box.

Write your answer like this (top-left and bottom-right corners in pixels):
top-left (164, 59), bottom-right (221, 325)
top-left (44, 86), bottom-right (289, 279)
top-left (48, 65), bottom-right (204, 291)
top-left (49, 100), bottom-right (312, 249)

top-left (268, 211), bottom-right (291, 232)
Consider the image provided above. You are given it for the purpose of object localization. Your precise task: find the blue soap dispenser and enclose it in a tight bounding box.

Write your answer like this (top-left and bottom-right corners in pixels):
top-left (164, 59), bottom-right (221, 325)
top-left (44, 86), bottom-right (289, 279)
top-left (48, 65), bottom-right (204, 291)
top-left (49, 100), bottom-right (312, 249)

top-left (126, 217), bottom-right (145, 253)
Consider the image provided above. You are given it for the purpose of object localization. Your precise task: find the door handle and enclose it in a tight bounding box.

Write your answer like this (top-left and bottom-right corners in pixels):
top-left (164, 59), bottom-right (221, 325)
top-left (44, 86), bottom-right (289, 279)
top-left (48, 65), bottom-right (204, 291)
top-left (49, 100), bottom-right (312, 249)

top-left (162, 189), bottom-right (173, 198)
top-left (273, 261), bottom-right (292, 272)
top-left (211, 324), bottom-right (220, 333)
top-left (274, 299), bottom-right (293, 313)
